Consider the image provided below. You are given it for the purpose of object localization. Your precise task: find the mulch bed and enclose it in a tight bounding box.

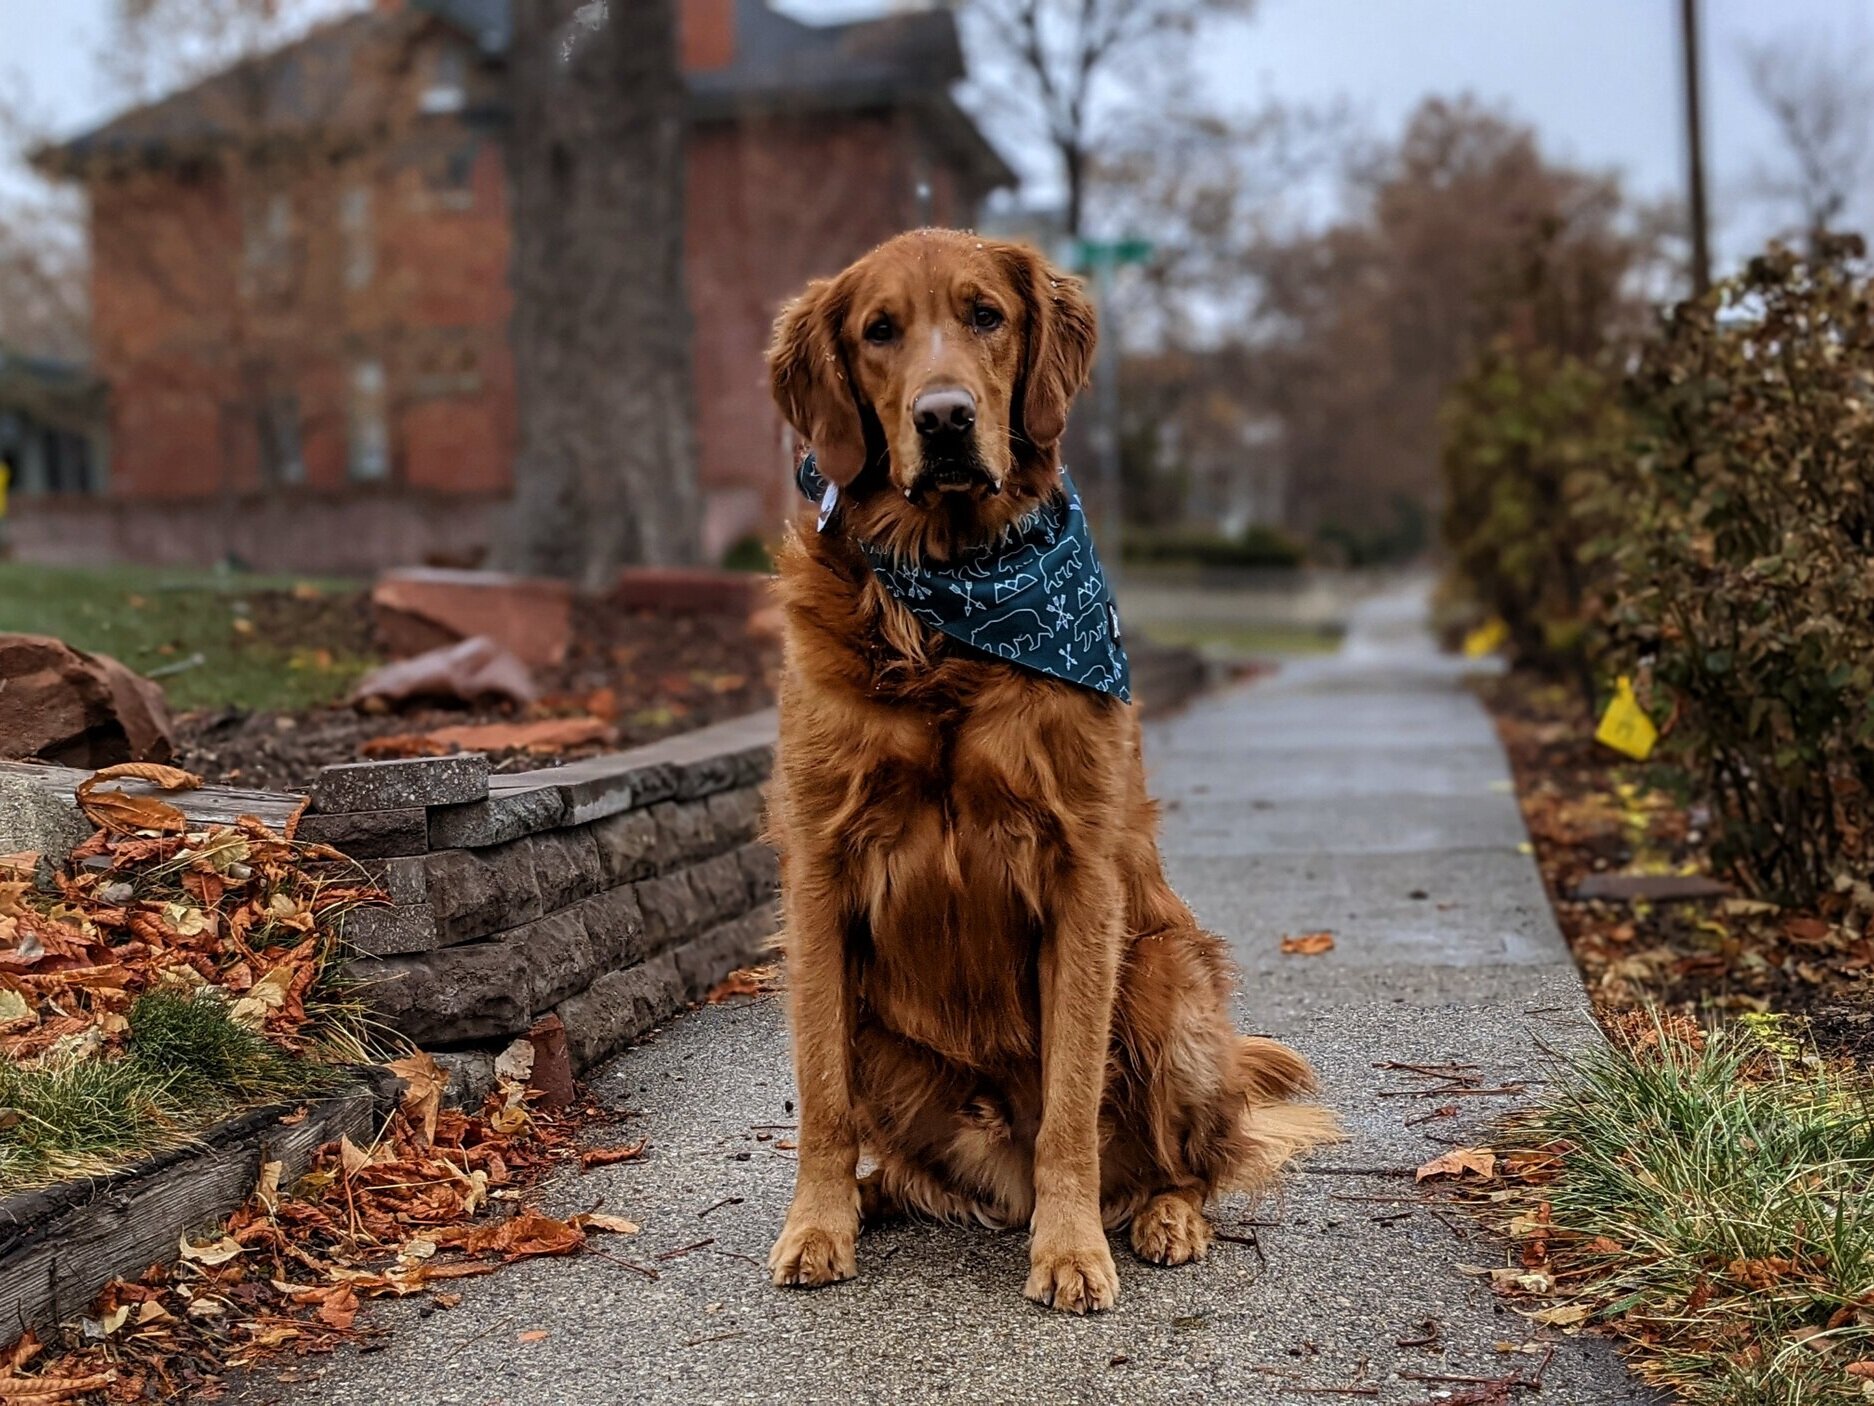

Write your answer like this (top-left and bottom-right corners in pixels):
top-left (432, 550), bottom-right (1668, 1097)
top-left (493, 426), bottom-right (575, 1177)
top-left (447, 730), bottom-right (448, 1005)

top-left (173, 596), bottom-right (778, 793)
top-left (1479, 672), bottom-right (1874, 1061)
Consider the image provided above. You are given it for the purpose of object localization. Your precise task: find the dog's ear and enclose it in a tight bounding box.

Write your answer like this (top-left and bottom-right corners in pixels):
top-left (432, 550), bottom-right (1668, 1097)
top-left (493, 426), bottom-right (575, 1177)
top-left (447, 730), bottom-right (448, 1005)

top-left (1002, 244), bottom-right (1098, 456)
top-left (769, 276), bottom-right (867, 487)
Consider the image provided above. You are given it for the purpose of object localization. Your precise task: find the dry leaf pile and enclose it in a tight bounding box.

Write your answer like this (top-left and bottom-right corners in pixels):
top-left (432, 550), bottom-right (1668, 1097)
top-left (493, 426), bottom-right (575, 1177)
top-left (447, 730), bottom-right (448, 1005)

top-left (1483, 677), bottom-right (1874, 1049)
top-left (0, 1056), bottom-right (649, 1403)
top-left (0, 765), bottom-right (373, 1072)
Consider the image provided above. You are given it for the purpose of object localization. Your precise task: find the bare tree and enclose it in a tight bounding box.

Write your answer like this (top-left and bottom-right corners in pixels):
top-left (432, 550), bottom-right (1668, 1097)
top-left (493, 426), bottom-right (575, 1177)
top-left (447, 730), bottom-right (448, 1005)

top-left (1741, 34), bottom-right (1874, 252)
top-left (951, 0), bottom-right (1254, 238)
top-left (0, 91), bottom-right (87, 360)
top-left (496, 0), bottom-right (700, 582)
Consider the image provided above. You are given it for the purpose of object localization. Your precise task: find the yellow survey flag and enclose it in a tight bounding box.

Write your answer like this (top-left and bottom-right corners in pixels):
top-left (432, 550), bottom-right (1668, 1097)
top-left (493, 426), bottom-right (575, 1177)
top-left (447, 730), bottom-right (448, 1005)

top-left (1462, 617), bottom-right (1508, 658)
top-left (1595, 676), bottom-right (1658, 761)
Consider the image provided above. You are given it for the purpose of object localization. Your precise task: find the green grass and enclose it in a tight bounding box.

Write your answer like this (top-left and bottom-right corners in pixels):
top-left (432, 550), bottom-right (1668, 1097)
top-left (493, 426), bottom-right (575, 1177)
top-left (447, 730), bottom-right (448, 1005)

top-left (0, 990), bottom-right (335, 1192)
top-left (1137, 620), bottom-right (1345, 658)
top-left (1498, 1021), bottom-right (1874, 1404)
top-left (0, 561), bottom-right (373, 712)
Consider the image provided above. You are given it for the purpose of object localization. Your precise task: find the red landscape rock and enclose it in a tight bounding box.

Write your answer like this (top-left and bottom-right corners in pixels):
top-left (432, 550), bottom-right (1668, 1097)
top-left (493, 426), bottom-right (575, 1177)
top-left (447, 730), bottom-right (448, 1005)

top-left (611, 567), bottom-right (766, 617)
top-left (0, 633), bottom-right (175, 768)
top-left (372, 569), bottom-right (573, 669)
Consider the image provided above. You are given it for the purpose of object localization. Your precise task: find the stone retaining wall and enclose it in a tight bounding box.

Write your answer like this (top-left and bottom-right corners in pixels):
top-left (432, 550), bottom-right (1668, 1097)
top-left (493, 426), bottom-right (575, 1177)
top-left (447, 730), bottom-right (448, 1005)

top-left (0, 711), bottom-right (781, 1078)
top-left (301, 711), bottom-right (779, 1072)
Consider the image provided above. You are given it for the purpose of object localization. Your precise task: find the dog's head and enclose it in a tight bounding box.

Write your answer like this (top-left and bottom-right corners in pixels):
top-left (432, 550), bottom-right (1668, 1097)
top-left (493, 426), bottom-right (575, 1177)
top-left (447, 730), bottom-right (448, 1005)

top-left (769, 229), bottom-right (1097, 557)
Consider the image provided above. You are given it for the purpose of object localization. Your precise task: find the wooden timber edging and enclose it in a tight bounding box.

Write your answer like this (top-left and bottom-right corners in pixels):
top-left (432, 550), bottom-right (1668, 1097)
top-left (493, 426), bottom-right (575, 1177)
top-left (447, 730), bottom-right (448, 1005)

top-left (0, 1073), bottom-right (395, 1343)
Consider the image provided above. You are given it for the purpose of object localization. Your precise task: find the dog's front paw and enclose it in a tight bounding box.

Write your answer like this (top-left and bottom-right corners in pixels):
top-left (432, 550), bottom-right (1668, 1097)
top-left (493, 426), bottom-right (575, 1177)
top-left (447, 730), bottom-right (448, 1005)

top-left (1024, 1236), bottom-right (1120, 1313)
top-left (769, 1212), bottom-right (858, 1289)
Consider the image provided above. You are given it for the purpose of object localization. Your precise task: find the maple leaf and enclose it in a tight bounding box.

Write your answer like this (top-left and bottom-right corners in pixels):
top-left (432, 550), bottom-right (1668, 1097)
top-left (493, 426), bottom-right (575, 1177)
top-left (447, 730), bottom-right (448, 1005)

top-left (1415, 1147), bottom-right (1498, 1182)
top-left (385, 1051), bottom-right (446, 1147)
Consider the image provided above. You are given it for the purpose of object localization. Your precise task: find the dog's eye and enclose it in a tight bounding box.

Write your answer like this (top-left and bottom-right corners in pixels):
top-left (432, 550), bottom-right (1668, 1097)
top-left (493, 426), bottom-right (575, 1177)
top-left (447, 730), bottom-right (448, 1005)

top-left (863, 317), bottom-right (896, 345)
top-left (971, 304), bottom-right (1004, 332)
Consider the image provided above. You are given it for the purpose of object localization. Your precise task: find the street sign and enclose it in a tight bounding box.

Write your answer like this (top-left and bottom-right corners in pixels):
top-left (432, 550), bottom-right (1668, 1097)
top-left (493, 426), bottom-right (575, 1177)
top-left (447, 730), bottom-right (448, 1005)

top-left (1073, 237), bottom-right (1154, 269)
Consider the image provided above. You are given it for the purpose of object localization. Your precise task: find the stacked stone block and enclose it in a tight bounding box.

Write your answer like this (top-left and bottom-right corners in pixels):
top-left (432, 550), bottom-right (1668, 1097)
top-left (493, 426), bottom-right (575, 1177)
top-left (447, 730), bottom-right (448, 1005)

top-left (304, 710), bottom-right (779, 1072)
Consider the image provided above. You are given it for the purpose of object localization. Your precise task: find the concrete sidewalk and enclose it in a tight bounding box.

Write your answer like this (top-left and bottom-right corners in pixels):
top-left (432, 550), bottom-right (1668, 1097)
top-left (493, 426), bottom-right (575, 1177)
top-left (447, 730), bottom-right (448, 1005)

top-left (266, 583), bottom-right (1653, 1405)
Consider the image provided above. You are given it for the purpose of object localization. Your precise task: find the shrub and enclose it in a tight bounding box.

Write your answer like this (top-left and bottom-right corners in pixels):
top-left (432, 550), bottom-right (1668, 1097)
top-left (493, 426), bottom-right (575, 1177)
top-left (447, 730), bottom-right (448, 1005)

top-left (1314, 494), bottom-right (1429, 567)
top-left (720, 534), bottom-right (774, 574)
top-left (1122, 524), bottom-right (1305, 571)
top-left (1438, 340), bottom-right (1625, 678)
top-left (1598, 239), bottom-right (1874, 902)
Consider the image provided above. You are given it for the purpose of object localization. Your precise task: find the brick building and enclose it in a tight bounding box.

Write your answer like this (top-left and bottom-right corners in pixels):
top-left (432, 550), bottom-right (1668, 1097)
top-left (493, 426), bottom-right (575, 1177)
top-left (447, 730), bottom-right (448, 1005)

top-left (25, 0), bottom-right (1011, 572)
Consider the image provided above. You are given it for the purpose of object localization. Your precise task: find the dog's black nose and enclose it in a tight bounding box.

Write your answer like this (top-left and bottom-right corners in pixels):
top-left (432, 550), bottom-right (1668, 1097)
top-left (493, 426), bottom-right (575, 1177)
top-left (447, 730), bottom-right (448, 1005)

top-left (913, 388), bottom-right (976, 437)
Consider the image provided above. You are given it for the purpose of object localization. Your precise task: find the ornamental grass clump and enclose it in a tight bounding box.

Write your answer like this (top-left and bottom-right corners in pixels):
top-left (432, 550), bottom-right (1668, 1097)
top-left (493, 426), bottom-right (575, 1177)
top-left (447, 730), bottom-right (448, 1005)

top-left (1492, 1016), bottom-right (1874, 1406)
top-left (1597, 237), bottom-right (1874, 903)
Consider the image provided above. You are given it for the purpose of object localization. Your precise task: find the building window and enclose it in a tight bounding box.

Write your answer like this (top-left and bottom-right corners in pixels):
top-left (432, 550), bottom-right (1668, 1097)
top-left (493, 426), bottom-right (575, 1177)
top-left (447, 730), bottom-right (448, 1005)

top-left (420, 44), bottom-right (468, 114)
top-left (259, 394), bottom-right (305, 485)
top-left (244, 190), bottom-right (291, 273)
top-left (340, 183), bottom-right (373, 290)
top-left (348, 361), bottom-right (389, 482)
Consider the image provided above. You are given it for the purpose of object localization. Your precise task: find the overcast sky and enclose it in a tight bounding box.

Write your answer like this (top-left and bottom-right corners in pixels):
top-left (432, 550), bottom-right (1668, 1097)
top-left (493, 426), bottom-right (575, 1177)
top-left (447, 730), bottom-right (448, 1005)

top-left (8, 0), bottom-right (1872, 268)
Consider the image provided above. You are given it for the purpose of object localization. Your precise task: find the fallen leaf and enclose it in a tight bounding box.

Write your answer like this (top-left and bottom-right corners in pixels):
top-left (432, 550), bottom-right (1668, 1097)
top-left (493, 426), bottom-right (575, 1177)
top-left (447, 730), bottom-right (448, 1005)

top-left (74, 765), bottom-right (201, 836)
top-left (0, 1370), bottom-right (118, 1400)
top-left (316, 1287), bottom-right (359, 1331)
top-left (579, 1141), bottom-right (648, 1170)
top-left (452, 1211), bottom-right (585, 1261)
top-left (430, 1292), bottom-right (464, 1310)
top-left (493, 1037), bottom-right (535, 1085)
top-left (576, 1214), bottom-right (641, 1235)
top-left (0, 991), bottom-right (34, 1031)
top-left (423, 718), bottom-right (613, 753)
top-left (253, 1160), bottom-right (283, 1213)
top-left (1522, 1303), bottom-right (1591, 1328)
top-left (386, 1051), bottom-right (445, 1146)
top-left (707, 964), bottom-right (777, 1002)
top-left (177, 1233), bottom-right (245, 1267)
top-left (1280, 932), bottom-right (1336, 956)
top-left (1415, 1147), bottom-right (1498, 1183)
top-left (338, 1136), bottom-right (374, 1178)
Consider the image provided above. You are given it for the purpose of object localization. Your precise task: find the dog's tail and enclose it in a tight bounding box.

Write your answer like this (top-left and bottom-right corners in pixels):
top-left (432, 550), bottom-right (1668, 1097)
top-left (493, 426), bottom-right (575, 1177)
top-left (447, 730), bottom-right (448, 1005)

top-left (1229, 1035), bottom-right (1344, 1194)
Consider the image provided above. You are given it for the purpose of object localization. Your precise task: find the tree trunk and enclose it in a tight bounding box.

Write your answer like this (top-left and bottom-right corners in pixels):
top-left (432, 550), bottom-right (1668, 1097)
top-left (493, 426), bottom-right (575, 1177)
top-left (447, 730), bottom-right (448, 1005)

top-left (498, 0), bottom-right (701, 585)
top-left (1062, 139), bottom-right (1086, 242)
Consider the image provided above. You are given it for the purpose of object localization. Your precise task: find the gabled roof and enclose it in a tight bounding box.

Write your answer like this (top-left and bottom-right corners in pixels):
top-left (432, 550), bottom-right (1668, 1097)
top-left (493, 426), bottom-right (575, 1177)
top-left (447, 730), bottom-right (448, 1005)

top-left (39, 0), bottom-right (1013, 189)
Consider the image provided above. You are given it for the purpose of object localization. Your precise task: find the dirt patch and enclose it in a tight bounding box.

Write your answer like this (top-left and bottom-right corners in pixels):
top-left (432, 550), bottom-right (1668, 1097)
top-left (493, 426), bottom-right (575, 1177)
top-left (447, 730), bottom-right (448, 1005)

top-left (174, 597), bottom-right (777, 792)
top-left (1480, 672), bottom-right (1874, 1055)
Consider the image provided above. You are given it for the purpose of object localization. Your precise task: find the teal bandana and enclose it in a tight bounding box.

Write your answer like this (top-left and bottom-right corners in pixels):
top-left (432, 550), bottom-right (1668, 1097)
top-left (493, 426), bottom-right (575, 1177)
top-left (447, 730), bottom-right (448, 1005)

top-left (796, 455), bottom-right (1132, 702)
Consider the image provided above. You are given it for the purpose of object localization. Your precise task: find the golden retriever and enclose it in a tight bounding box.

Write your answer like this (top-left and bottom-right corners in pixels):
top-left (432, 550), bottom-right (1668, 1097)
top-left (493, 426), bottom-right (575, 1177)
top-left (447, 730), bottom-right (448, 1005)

top-left (762, 228), bottom-right (1337, 1313)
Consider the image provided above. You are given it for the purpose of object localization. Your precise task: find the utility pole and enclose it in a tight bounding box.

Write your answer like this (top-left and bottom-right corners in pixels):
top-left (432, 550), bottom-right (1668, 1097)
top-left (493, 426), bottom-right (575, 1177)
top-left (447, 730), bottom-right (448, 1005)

top-left (1680, 0), bottom-right (1713, 295)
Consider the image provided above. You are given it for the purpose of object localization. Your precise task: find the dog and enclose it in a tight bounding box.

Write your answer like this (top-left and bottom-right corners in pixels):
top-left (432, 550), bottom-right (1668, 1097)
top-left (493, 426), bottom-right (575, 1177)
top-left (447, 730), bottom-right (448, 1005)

top-left (762, 228), bottom-right (1338, 1313)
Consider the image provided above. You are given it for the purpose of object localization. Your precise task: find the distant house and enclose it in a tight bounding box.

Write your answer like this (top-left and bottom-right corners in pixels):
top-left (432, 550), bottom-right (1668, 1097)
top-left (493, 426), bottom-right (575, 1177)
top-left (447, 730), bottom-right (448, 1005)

top-left (27, 0), bottom-right (1012, 572)
top-left (0, 346), bottom-right (107, 502)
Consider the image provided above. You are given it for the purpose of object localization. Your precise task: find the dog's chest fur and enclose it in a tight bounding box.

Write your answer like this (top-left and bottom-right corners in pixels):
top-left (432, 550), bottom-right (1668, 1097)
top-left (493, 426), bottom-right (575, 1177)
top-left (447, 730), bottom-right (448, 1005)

top-left (777, 532), bottom-right (1129, 1070)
